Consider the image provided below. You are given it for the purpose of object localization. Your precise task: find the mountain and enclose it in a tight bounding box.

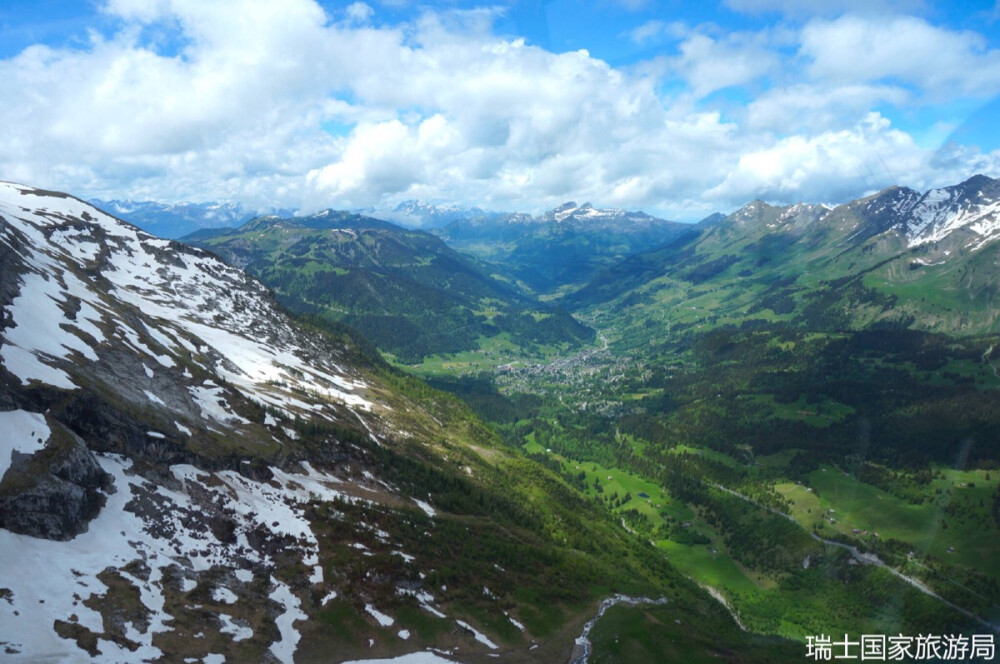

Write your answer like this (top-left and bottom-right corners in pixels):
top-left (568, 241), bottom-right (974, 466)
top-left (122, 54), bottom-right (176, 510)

top-left (184, 211), bottom-right (594, 364)
top-left (447, 177), bottom-right (1000, 643)
top-left (901, 174), bottom-right (1000, 248)
top-left (433, 202), bottom-right (691, 295)
top-left (89, 199), bottom-right (294, 239)
top-left (571, 175), bottom-right (1000, 338)
top-left (364, 200), bottom-right (502, 229)
top-left (0, 182), bottom-right (708, 663)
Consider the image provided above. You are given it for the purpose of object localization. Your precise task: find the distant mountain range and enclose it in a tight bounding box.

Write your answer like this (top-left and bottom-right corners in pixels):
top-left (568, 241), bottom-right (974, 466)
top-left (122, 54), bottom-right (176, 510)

top-left (93, 174), bottom-right (1000, 337)
top-left (362, 199), bottom-right (503, 229)
top-left (89, 198), bottom-right (294, 239)
top-left (431, 201), bottom-right (692, 294)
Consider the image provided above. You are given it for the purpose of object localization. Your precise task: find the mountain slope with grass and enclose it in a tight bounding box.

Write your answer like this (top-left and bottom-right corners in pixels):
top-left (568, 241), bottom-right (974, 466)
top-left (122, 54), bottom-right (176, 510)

top-left (571, 175), bottom-right (1000, 341)
top-left (184, 211), bottom-right (594, 364)
top-left (419, 176), bottom-right (1000, 652)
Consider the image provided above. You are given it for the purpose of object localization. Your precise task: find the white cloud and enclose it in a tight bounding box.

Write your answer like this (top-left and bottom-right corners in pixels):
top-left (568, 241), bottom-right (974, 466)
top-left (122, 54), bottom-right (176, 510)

top-left (706, 112), bottom-right (999, 205)
top-left (0, 0), bottom-right (997, 220)
top-left (745, 83), bottom-right (910, 132)
top-left (344, 2), bottom-right (374, 24)
top-left (670, 31), bottom-right (777, 100)
top-left (629, 20), bottom-right (669, 45)
top-left (627, 19), bottom-right (691, 46)
top-left (800, 15), bottom-right (1000, 99)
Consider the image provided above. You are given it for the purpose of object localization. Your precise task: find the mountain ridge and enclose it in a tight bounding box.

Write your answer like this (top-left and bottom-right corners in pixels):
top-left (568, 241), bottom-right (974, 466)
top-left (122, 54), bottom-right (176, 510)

top-left (184, 209), bottom-right (595, 364)
top-left (569, 174), bottom-right (1000, 339)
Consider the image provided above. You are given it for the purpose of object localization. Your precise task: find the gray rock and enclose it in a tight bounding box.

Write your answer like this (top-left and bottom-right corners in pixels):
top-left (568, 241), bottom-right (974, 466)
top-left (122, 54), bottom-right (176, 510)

top-left (0, 421), bottom-right (109, 540)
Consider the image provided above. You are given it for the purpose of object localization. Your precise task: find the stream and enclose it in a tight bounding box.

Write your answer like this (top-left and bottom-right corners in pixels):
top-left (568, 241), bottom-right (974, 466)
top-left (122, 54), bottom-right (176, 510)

top-left (568, 595), bottom-right (670, 664)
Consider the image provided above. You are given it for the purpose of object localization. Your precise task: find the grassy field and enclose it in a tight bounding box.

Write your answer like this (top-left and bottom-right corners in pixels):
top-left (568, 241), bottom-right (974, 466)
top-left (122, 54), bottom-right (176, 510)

top-left (776, 465), bottom-right (1000, 579)
top-left (657, 540), bottom-right (764, 595)
top-left (522, 447), bottom-right (780, 610)
top-left (588, 600), bottom-right (803, 664)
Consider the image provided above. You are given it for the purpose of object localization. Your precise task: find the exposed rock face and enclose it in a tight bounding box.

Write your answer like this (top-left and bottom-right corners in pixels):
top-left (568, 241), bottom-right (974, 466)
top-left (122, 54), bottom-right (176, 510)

top-left (0, 424), bottom-right (108, 540)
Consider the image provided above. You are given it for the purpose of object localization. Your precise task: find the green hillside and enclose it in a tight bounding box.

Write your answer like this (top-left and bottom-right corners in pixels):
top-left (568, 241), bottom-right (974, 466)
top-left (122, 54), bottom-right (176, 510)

top-left (186, 211), bottom-right (594, 363)
top-left (572, 185), bottom-right (1000, 341)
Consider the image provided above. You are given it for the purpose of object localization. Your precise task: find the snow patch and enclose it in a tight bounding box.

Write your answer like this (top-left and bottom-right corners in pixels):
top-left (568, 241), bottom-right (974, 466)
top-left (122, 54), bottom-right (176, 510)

top-left (219, 613), bottom-right (253, 642)
top-left (0, 410), bottom-right (50, 479)
top-left (339, 650), bottom-right (458, 662)
top-left (366, 604), bottom-right (394, 627)
top-left (212, 586), bottom-right (238, 604)
top-left (413, 499), bottom-right (436, 517)
top-left (269, 578), bottom-right (305, 664)
top-left (456, 620), bottom-right (498, 649)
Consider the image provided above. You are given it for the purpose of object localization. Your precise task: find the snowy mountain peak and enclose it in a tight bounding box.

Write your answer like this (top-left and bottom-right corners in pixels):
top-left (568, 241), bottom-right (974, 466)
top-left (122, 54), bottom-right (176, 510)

top-left (903, 175), bottom-right (1000, 250)
top-left (552, 201), bottom-right (580, 221)
top-left (731, 199), bottom-right (777, 223)
top-left (543, 201), bottom-right (665, 226)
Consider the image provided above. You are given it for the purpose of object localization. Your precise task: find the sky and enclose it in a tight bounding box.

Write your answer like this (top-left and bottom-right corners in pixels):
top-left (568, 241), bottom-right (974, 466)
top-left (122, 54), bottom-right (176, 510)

top-left (1, 0), bottom-right (999, 220)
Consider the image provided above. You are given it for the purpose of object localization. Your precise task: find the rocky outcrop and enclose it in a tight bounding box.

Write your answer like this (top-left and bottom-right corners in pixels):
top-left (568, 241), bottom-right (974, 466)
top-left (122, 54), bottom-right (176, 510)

top-left (0, 423), bottom-right (109, 540)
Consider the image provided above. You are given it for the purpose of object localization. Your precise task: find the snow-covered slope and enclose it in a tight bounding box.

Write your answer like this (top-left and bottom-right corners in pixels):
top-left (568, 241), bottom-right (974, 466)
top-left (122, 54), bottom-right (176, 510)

top-left (902, 175), bottom-right (1000, 251)
top-left (2, 182), bottom-right (370, 419)
top-left (0, 183), bottom-right (469, 662)
top-left (815, 175), bottom-right (1000, 251)
top-left (703, 175), bottom-right (1000, 261)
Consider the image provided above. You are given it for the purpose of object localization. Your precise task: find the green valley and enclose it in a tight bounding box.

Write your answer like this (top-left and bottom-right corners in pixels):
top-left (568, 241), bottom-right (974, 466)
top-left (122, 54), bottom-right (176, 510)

top-left (372, 177), bottom-right (1000, 657)
top-left (171, 175), bottom-right (1000, 659)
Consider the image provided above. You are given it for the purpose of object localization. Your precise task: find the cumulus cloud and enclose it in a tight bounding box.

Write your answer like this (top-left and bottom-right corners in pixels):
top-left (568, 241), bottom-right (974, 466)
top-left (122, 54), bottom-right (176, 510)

top-left (745, 83), bottom-right (910, 132)
top-left (706, 113), bottom-right (1000, 205)
top-left (344, 2), bottom-right (374, 24)
top-left (670, 31), bottom-right (778, 100)
top-left (800, 15), bottom-right (1000, 99)
top-left (0, 0), bottom-right (997, 219)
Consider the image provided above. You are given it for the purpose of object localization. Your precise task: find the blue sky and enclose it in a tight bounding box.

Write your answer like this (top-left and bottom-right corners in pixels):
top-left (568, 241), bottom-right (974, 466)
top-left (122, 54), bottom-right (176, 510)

top-left (0, 0), bottom-right (999, 219)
